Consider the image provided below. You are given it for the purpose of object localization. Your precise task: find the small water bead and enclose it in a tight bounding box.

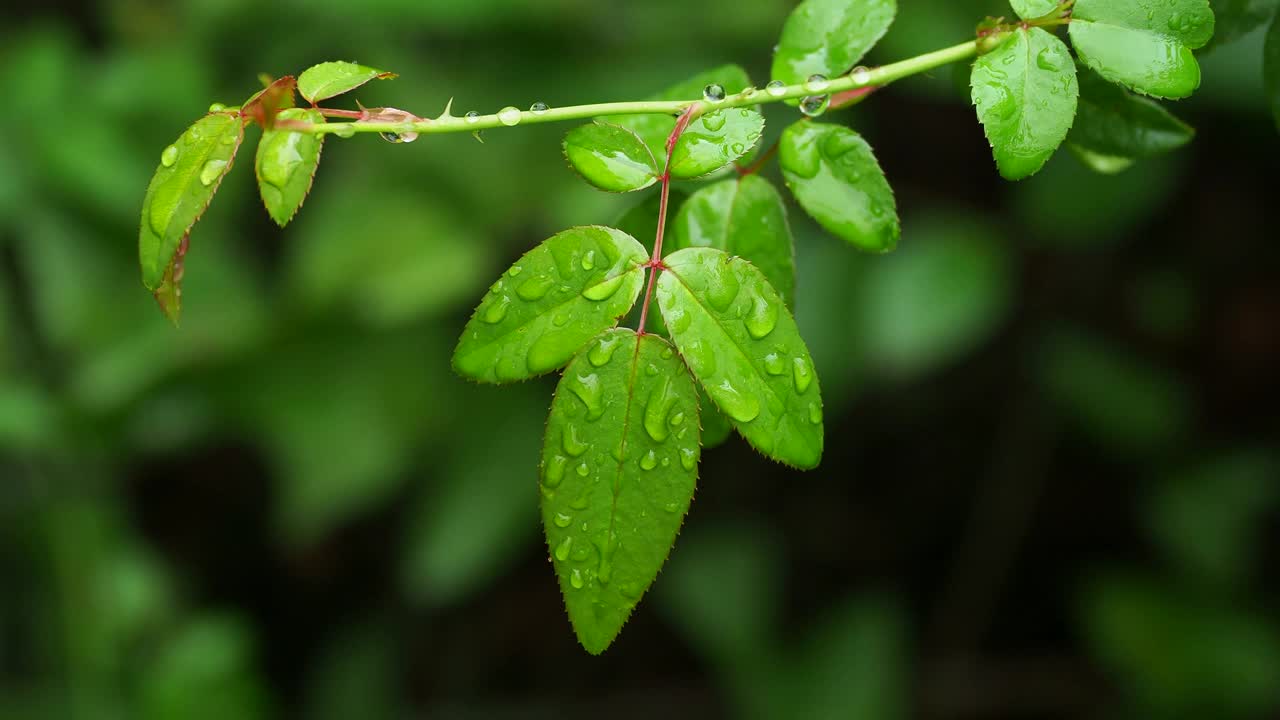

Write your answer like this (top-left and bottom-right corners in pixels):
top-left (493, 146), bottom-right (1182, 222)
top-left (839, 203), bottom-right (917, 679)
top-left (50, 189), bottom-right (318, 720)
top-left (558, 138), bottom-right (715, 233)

top-left (575, 462), bottom-right (590, 477)
top-left (160, 145), bottom-right (179, 167)
top-left (680, 447), bottom-right (697, 471)
top-left (744, 294), bottom-right (778, 339)
top-left (763, 352), bottom-right (786, 376)
top-left (805, 74), bottom-right (830, 93)
top-left (639, 450), bottom-right (658, 471)
top-left (554, 512), bottom-right (573, 529)
top-left (581, 250), bottom-right (596, 270)
top-left (516, 274), bottom-right (555, 301)
top-left (766, 80), bottom-right (787, 97)
top-left (498, 106), bottom-right (522, 126)
top-left (481, 294), bottom-right (510, 323)
top-left (702, 112), bottom-right (728, 132)
top-left (703, 83), bottom-right (726, 103)
top-left (507, 265), bottom-right (524, 277)
top-left (570, 494), bottom-right (590, 510)
top-left (850, 66), bottom-right (872, 85)
top-left (570, 568), bottom-right (585, 589)
top-left (544, 455), bottom-right (567, 487)
top-left (800, 95), bottom-right (830, 117)
top-left (569, 372), bottom-right (604, 419)
top-left (587, 336), bottom-right (620, 367)
top-left (809, 402), bottom-right (823, 425)
top-left (562, 424), bottom-right (590, 457)
top-left (581, 273), bottom-right (624, 301)
top-left (334, 124), bottom-right (356, 138)
top-left (740, 86), bottom-right (757, 99)
top-left (380, 131), bottom-right (407, 143)
top-left (530, 101), bottom-right (549, 115)
top-left (555, 536), bottom-right (573, 562)
top-left (198, 159), bottom-right (227, 186)
top-left (670, 412), bottom-right (685, 426)
top-left (792, 356), bottom-right (813, 393)
top-left (208, 102), bottom-right (227, 112)
top-left (711, 379), bottom-right (761, 423)
top-left (464, 111), bottom-right (481, 124)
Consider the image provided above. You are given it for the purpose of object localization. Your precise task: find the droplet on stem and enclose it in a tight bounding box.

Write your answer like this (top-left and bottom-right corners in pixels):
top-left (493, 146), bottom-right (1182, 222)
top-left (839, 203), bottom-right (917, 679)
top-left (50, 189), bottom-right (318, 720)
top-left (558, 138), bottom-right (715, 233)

top-left (800, 95), bottom-right (829, 117)
top-left (765, 80), bottom-right (787, 97)
top-left (464, 111), bottom-right (481, 124)
top-left (530, 101), bottom-right (550, 115)
top-left (703, 84), bottom-right (726, 103)
top-left (497, 106), bottom-right (521, 126)
top-left (804, 74), bottom-right (829, 93)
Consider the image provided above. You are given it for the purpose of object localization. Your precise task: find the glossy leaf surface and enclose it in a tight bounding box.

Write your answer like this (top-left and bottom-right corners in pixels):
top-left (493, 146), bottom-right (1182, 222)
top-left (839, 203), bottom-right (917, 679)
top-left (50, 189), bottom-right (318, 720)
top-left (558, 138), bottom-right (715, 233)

top-left (611, 65), bottom-right (756, 160)
top-left (453, 226), bottom-right (647, 383)
top-left (1069, 0), bottom-right (1214, 98)
top-left (771, 0), bottom-right (897, 90)
top-left (671, 175), bottom-right (796, 308)
top-left (563, 122), bottom-right (659, 193)
top-left (541, 329), bottom-right (700, 654)
top-left (1010, 0), bottom-right (1061, 19)
top-left (297, 61), bottom-right (395, 103)
top-left (971, 27), bottom-right (1078, 180)
top-left (669, 109), bottom-right (765, 179)
top-left (256, 108), bottom-right (325, 227)
top-left (657, 248), bottom-right (823, 469)
top-left (779, 121), bottom-right (899, 253)
top-left (1070, 69), bottom-right (1195, 158)
top-left (138, 112), bottom-right (243, 290)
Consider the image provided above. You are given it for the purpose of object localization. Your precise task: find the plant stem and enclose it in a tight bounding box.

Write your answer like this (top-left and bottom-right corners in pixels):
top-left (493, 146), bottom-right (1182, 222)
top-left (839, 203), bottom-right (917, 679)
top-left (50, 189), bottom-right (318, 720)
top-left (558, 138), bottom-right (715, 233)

top-left (636, 108), bottom-right (695, 336)
top-left (291, 34), bottom-right (1008, 138)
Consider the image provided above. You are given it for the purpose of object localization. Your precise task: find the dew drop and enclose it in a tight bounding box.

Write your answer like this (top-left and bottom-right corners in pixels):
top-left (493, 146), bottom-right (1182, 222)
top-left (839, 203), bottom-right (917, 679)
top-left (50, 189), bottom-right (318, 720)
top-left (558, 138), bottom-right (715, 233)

top-left (380, 132), bottom-right (406, 143)
top-left (639, 450), bottom-right (658, 471)
top-left (554, 512), bottom-right (573, 529)
top-left (800, 95), bottom-right (830, 117)
top-left (766, 80), bottom-right (787, 97)
top-left (740, 86), bottom-right (757, 98)
top-left (569, 371), bottom-right (605, 419)
top-left (507, 265), bottom-right (524, 277)
top-left (588, 335), bottom-right (620, 367)
top-left (464, 111), bottom-right (480, 124)
top-left (334, 124), bottom-right (356, 139)
top-left (581, 249), bottom-right (596, 270)
top-left (481, 294), bottom-right (510, 324)
top-left (530, 101), bottom-right (549, 115)
top-left (703, 83), bottom-right (726, 102)
top-left (809, 401), bottom-right (823, 425)
top-left (679, 447), bottom-right (697, 471)
top-left (555, 536), bottom-right (573, 562)
top-left (198, 159), bottom-right (227, 186)
top-left (705, 258), bottom-right (740, 311)
top-left (498, 106), bottom-right (521, 126)
top-left (684, 339), bottom-right (717, 376)
top-left (562, 424), bottom-right (590, 457)
top-left (805, 74), bottom-right (830, 93)
top-left (792, 356), bottom-right (813, 393)
top-left (582, 273), bottom-right (624, 301)
top-left (710, 379), bottom-right (761, 423)
top-left (643, 377), bottom-right (676, 442)
top-left (208, 102), bottom-right (227, 112)
top-left (670, 412), bottom-right (685, 426)
top-left (744, 294), bottom-right (778, 339)
top-left (850, 66), bottom-right (872, 85)
top-left (544, 454), bottom-right (567, 487)
top-left (516, 274), bottom-right (554, 301)
top-left (763, 352), bottom-right (786, 375)
top-left (160, 145), bottom-right (179, 168)
top-left (570, 568), bottom-right (585, 589)
top-left (576, 462), bottom-right (590, 477)
top-left (702, 112), bottom-right (728, 132)
top-left (570, 494), bottom-right (590, 510)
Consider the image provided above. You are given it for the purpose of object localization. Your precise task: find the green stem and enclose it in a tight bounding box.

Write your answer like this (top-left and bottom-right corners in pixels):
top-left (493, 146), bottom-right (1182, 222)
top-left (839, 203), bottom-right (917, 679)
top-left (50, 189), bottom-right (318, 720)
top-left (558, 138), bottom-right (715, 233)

top-left (297, 34), bottom-right (1008, 138)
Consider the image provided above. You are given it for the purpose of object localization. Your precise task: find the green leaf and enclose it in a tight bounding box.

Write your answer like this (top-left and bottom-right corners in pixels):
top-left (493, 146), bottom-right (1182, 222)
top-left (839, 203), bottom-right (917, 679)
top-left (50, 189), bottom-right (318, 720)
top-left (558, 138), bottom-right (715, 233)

top-left (1069, 69), bottom-right (1195, 159)
top-left (138, 112), bottom-right (244, 290)
top-left (771, 0), bottom-right (897, 95)
top-left (1069, 0), bottom-right (1215, 98)
top-left (1266, 12), bottom-right (1280, 130)
top-left (669, 109), bottom-right (765, 179)
top-left (297, 61), bottom-right (395, 103)
top-left (452, 226), bottom-right (648, 383)
top-left (1010, 0), bottom-right (1061, 19)
top-left (971, 27), bottom-right (1078, 181)
top-left (255, 108), bottom-right (325, 227)
top-left (152, 234), bottom-right (190, 326)
top-left (562, 122), bottom-right (659, 193)
top-left (671, 175), bottom-right (797, 309)
top-left (611, 65), bottom-right (756, 160)
top-left (1205, 0), bottom-right (1279, 49)
top-left (779, 121), bottom-right (899, 253)
top-left (657, 248), bottom-right (823, 469)
top-left (541, 329), bottom-right (701, 654)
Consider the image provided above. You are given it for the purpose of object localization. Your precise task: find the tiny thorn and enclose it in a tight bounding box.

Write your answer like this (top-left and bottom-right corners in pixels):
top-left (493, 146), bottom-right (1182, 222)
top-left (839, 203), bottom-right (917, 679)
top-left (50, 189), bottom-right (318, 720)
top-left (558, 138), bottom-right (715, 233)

top-left (441, 97), bottom-right (455, 118)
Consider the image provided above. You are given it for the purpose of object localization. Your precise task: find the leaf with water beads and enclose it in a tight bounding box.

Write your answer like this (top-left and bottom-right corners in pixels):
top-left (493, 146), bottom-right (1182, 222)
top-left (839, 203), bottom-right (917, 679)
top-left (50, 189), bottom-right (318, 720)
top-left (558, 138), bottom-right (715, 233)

top-left (778, 121), bottom-right (899, 253)
top-left (610, 64), bottom-right (757, 160)
top-left (657, 248), bottom-right (824, 470)
top-left (297, 61), bottom-right (396, 103)
top-left (541, 328), bottom-right (700, 654)
top-left (562, 122), bottom-right (660, 193)
top-left (255, 108), bottom-right (326, 227)
top-left (452, 226), bottom-right (648, 384)
top-left (771, 0), bottom-right (897, 101)
top-left (138, 111), bottom-right (244, 291)
top-left (669, 108), bottom-right (765, 179)
top-left (1068, 0), bottom-right (1215, 99)
top-left (1069, 69), bottom-right (1195, 161)
top-left (671, 175), bottom-right (797, 309)
top-left (971, 26), bottom-right (1078, 181)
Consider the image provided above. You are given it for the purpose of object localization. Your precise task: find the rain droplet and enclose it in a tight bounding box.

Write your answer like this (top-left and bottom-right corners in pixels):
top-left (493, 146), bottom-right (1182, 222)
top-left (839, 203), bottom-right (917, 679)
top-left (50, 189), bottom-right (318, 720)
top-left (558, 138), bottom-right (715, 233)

top-left (530, 101), bottom-right (549, 115)
top-left (710, 379), bottom-right (761, 423)
top-left (570, 372), bottom-right (604, 419)
top-left (498, 106), bottom-right (521, 126)
top-left (334, 124), bottom-right (356, 139)
top-left (800, 95), bottom-right (830, 117)
top-left (808, 402), bottom-right (823, 425)
top-left (481, 294), bottom-right (510, 324)
top-left (160, 145), bottom-right (179, 167)
top-left (208, 102), bottom-right (227, 112)
top-left (744, 294), bottom-right (778, 339)
top-left (705, 258), bottom-right (740, 310)
top-left (570, 568), bottom-right (585, 589)
top-left (544, 455), bottom-right (567, 487)
top-left (679, 447), bottom-right (697, 471)
top-left (198, 159), bottom-right (227, 186)
top-left (1035, 47), bottom-right (1061, 72)
top-left (516, 274), bottom-right (554, 301)
top-left (850, 66), bottom-right (872, 85)
top-left (805, 74), bottom-right (830, 93)
top-left (582, 273), bottom-right (624, 301)
top-left (639, 450), bottom-right (658, 471)
top-left (580, 250), bottom-right (596, 270)
top-left (766, 80), bottom-right (787, 97)
top-left (507, 265), bottom-right (524, 277)
top-left (588, 335), bottom-right (620, 367)
top-left (643, 377), bottom-right (676, 442)
top-left (702, 112), bottom-right (728, 132)
top-left (764, 352), bottom-right (786, 375)
top-left (670, 412), bottom-right (685, 426)
top-left (575, 462), bottom-right (590, 477)
top-left (555, 536), bottom-right (573, 562)
top-left (740, 86), bottom-right (757, 98)
top-left (792, 356), bottom-right (813, 393)
top-left (703, 83), bottom-right (726, 102)
top-left (380, 132), bottom-right (407, 143)
top-left (570, 494), bottom-right (590, 510)
top-left (554, 512), bottom-right (573, 529)
top-left (464, 111), bottom-right (480, 124)
top-left (562, 424), bottom-right (590, 457)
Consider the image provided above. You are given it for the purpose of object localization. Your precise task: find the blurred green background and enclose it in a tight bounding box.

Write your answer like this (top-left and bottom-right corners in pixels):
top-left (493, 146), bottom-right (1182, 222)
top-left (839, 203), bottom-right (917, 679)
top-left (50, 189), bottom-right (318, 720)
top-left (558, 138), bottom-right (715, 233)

top-left (2, 0), bottom-right (1278, 718)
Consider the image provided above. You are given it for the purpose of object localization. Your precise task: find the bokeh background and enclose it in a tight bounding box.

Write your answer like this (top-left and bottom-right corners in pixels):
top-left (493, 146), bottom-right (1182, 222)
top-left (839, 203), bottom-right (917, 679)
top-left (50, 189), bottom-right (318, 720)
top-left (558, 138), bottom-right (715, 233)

top-left (2, 0), bottom-right (1278, 718)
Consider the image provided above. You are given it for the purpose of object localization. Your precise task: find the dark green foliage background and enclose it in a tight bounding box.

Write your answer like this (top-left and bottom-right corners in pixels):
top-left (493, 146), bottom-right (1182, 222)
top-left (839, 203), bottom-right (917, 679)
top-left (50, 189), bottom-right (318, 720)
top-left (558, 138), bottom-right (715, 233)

top-left (1, 0), bottom-right (1277, 717)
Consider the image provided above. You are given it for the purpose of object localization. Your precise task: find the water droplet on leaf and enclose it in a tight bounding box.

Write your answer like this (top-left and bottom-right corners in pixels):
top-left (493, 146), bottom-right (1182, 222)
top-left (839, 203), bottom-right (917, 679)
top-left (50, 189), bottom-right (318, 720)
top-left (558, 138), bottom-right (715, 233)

top-left (800, 95), bottom-right (829, 117)
top-left (160, 145), bottom-right (179, 167)
top-left (198, 159), bottom-right (227, 186)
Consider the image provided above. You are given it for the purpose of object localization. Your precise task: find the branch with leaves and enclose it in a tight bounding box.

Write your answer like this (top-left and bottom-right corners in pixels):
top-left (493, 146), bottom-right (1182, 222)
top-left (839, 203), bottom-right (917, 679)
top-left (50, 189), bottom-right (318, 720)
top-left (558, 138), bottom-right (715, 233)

top-left (136, 0), bottom-right (1218, 654)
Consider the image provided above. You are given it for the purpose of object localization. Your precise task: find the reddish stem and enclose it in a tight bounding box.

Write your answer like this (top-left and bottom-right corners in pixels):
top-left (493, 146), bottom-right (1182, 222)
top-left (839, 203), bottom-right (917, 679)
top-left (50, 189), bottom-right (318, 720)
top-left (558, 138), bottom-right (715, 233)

top-left (316, 108), bottom-right (366, 119)
top-left (636, 106), bottom-right (697, 336)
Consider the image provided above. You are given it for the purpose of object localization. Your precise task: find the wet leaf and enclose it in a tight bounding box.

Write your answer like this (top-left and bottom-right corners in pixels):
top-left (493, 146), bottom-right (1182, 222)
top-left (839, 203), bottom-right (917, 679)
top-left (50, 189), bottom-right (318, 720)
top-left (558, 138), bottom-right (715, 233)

top-left (657, 248), bottom-right (823, 469)
top-left (1010, 0), bottom-right (1061, 19)
top-left (671, 175), bottom-right (797, 308)
top-left (1068, 0), bottom-right (1215, 98)
top-left (779, 121), bottom-right (899, 253)
top-left (296, 61), bottom-right (396, 103)
top-left (256, 108), bottom-right (325, 227)
top-left (563, 122), bottom-right (659, 192)
top-left (669, 108), bottom-right (765, 179)
top-left (452, 226), bottom-right (648, 383)
top-left (611, 64), bottom-right (756, 160)
top-left (138, 112), bottom-right (243, 290)
top-left (152, 233), bottom-right (190, 326)
top-left (541, 329), bottom-right (700, 654)
top-left (771, 0), bottom-right (897, 95)
top-left (1069, 69), bottom-right (1195, 159)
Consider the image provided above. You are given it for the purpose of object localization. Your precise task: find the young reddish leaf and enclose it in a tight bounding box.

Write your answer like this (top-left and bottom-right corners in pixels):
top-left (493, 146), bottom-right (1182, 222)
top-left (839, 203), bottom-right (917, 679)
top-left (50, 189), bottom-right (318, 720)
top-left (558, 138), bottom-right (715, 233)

top-left (241, 75), bottom-right (296, 129)
top-left (297, 61), bottom-right (396, 104)
top-left (138, 112), bottom-right (244, 290)
top-left (256, 108), bottom-right (326, 227)
top-left (152, 233), bottom-right (189, 326)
